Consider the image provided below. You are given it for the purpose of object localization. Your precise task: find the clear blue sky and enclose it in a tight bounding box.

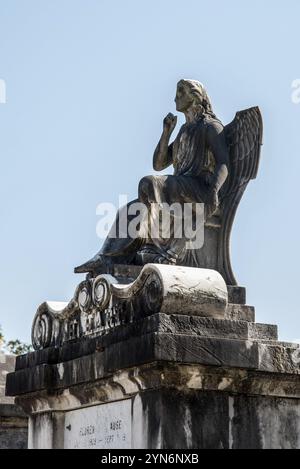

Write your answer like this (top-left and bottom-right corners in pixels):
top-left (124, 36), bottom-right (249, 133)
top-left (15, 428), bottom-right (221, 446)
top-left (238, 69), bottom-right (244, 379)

top-left (0, 0), bottom-right (299, 344)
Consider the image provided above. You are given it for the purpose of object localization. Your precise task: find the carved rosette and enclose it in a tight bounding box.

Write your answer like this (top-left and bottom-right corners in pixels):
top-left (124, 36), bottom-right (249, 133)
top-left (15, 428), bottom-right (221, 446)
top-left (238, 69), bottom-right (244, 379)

top-left (142, 272), bottom-right (164, 314)
top-left (31, 308), bottom-right (53, 350)
top-left (92, 275), bottom-right (115, 310)
top-left (77, 281), bottom-right (92, 313)
top-left (31, 302), bottom-right (67, 350)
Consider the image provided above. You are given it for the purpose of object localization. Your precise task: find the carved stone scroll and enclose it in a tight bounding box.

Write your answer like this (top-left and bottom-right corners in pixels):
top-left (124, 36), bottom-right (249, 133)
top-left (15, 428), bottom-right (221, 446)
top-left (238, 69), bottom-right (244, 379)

top-left (32, 265), bottom-right (228, 351)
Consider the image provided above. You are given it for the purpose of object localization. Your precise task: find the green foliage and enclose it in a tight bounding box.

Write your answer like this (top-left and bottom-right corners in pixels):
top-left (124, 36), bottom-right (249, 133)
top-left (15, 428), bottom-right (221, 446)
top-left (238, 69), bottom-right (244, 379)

top-left (0, 324), bottom-right (32, 356)
top-left (5, 340), bottom-right (32, 356)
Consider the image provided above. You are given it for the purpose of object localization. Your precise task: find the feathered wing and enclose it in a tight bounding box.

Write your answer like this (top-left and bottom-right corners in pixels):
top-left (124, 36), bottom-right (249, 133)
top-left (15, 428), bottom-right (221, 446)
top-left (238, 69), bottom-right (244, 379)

top-left (218, 107), bottom-right (263, 285)
top-left (222, 106), bottom-right (263, 199)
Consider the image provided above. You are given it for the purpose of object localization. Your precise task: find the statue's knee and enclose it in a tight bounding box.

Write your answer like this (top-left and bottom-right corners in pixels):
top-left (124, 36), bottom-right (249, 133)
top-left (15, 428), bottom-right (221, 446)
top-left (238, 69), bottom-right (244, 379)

top-left (162, 178), bottom-right (176, 204)
top-left (138, 176), bottom-right (155, 203)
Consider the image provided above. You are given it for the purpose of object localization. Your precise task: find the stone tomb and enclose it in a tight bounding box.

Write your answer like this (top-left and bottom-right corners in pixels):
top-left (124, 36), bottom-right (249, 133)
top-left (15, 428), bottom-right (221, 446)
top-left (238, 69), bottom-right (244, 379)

top-left (6, 265), bottom-right (300, 449)
top-left (0, 353), bottom-right (28, 449)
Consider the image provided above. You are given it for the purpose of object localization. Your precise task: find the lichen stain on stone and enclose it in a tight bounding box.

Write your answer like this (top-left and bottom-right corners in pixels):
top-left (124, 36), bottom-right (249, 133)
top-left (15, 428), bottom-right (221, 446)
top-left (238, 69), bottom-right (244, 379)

top-left (186, 372), bottom-right (203, 390)
top-left (183, 406), bottom-right (193, 448)
top-left (218, 377), bottom-right (233, 391)
top-left (57, 364), bottom-right (64, 380)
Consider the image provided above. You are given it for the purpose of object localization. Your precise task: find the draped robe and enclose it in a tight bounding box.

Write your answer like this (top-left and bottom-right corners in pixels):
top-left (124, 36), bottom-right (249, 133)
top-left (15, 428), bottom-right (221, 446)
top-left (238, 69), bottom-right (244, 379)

top-left (97, 115), bottom-right (229, 266)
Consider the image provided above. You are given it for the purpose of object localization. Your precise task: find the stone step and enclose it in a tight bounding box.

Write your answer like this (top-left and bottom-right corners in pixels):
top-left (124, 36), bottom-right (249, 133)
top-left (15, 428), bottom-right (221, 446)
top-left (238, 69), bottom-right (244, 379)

top-left (14, 313), bottom-right (280, 372)
top-left (227, 286), bottom-right (246, 305)
top-left (9, 332), bottom-right (300, 398)
top-left (225, 304), bottom-right (255, 322)
top-left (257, 340), bottom-right (299, 349)
top-left (165, 316), bottom-right (278, 342)
top-left (248, 323), bottom-right (278, 341)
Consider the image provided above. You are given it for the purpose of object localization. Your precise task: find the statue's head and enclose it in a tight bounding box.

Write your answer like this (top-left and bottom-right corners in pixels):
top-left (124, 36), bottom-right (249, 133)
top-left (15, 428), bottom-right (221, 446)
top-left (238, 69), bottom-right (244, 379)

top-left (175, 79), bottom-right (215, 118)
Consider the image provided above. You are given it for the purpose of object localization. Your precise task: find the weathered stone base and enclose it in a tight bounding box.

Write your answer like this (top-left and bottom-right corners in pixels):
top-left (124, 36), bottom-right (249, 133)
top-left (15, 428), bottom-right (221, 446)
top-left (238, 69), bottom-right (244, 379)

top-left (0, 404), bottom-right (28, 450)
top-left (8, 363), bottom-right (300, 450)
top-left (6, 309), bottom-right (300, 449)
top-left (0, 354), bottom-right (28, 449)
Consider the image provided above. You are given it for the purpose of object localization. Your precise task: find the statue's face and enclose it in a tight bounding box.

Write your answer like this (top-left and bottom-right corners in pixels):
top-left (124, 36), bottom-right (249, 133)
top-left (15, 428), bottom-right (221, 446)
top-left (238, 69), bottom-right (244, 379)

top-left (175, 82), bottom-right (194, 112)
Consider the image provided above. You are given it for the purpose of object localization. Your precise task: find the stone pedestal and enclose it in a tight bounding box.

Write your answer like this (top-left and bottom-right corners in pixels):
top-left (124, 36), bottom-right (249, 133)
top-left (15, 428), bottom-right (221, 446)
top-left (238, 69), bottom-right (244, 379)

top-left (5, 266), bottom-right (300, 449)
top-left (0, 353), bottom-right (28, 449)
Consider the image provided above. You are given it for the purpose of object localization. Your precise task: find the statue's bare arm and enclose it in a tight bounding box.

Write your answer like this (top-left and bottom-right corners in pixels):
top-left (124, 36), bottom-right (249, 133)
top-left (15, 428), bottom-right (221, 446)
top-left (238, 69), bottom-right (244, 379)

top-left (205, 121), bottom-right (229, 217)
top-left (153, 113), bottom-right (177, 171)
top-left (207, 122), bottom-right (229, 193)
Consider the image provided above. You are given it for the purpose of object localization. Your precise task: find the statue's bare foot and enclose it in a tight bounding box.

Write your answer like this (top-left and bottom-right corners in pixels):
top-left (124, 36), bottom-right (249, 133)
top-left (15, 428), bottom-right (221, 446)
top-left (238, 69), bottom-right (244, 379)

top-left (74, 254), bottom-right (111, 276)
top-left (136, 246), bottom-right (177, 266)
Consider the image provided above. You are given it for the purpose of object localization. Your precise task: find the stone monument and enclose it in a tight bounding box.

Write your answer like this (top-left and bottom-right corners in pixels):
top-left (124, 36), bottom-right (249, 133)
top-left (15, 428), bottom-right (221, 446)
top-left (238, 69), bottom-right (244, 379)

top-left (0, 353), bottom-right (28, 449)
top-left (6, 80), bottom-right (300, 449)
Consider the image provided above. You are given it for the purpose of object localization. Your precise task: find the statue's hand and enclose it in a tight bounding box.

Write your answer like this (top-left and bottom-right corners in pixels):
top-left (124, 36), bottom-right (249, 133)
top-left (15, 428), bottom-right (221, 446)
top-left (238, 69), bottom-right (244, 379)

top-left (163, 113), bottom-right (177, 134)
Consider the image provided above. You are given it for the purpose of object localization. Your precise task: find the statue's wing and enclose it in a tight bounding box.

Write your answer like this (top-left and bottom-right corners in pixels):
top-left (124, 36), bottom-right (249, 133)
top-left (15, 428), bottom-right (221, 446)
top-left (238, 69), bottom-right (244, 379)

top-left (218, 107), bottom-right (263, 285)
top-left (221, 106), bottom-right (263, 200)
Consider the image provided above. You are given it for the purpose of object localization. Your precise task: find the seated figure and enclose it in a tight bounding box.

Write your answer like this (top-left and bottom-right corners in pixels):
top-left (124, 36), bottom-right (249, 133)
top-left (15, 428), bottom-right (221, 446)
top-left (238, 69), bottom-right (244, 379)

top-left (75, 80), bottom-right (262, 286)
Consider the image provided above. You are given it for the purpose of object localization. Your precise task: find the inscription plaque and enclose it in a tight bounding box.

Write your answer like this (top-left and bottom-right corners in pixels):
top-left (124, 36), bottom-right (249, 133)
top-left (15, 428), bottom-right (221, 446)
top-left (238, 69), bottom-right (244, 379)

top-left (64, 399), bottom-right (132, 449)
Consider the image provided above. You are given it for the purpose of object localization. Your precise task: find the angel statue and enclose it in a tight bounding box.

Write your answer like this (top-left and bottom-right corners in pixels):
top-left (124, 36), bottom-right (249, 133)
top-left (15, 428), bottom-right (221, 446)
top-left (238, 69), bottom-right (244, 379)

top-left (75, 79), bottom-right (263, 285)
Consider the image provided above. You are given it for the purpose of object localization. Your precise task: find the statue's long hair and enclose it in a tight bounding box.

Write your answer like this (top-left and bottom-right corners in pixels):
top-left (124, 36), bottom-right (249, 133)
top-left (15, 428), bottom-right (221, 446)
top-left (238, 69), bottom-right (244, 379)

top-left (179, 79), bottom-right (218, 120)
